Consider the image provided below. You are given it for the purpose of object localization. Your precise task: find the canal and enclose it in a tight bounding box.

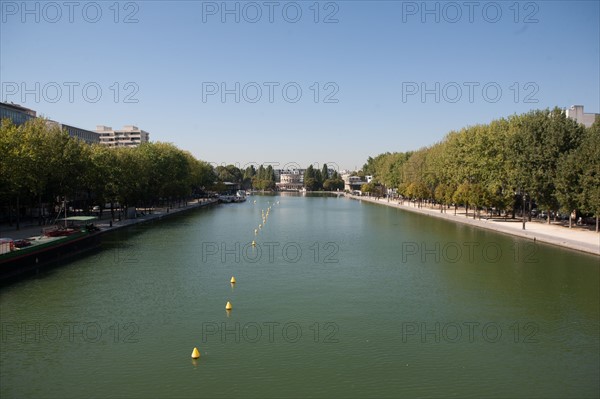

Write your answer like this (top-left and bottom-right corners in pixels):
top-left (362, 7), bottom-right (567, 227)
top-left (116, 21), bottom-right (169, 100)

top-left (1, 194), bottom-right (598, 398)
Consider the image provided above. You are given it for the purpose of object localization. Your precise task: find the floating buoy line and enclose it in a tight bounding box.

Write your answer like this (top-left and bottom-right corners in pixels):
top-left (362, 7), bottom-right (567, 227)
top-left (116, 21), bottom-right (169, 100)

top-left (191, 197), bottom-right (280, 360)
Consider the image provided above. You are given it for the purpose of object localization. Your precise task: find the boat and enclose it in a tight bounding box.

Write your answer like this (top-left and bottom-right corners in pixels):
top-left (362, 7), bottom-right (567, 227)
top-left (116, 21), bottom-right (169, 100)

top-left (234, 190), bottom-right (247, 203)
top-left (0, 216), bottom-right (102, 283)
top-left (218, 191), bottom-right (247, 203)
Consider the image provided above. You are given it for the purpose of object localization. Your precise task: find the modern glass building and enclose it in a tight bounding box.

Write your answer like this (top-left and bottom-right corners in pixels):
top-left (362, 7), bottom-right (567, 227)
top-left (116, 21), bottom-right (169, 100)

top-left (46, 120), bottom-right (100, 144)
top-left (0, 102), bottom-right (37, 125)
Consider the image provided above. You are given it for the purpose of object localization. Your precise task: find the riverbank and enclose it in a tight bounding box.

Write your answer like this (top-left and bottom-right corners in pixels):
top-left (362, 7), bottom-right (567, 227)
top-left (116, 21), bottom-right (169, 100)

top-left (0, 199), bottom-right (220, 283)
top-left (0, 199), bottom-right (219, 241)
top-left (346, 194), bottom-right (600, 256)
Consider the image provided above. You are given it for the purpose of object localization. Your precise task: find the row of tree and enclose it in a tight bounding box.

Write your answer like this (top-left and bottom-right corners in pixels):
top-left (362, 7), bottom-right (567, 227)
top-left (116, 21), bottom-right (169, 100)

top-left (361, 108), bottom-right (600, 231)
top-left (0, 117), bottom-right (348, 229)
top-left (212, 163), bottom-right (345, 191)
top-left (303, 164), bottom-right (345, 191)
top-left (213, 164), bottom-right (277, 191)
top-left (0, 118), bottom-right (215, 229)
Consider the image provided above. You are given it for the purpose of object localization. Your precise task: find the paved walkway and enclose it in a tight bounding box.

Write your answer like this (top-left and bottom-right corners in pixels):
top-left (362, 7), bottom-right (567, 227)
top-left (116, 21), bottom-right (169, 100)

top-left (348, 195), bottom-right (600, 256)
top-left (0, 199), bottom-right (219, 240)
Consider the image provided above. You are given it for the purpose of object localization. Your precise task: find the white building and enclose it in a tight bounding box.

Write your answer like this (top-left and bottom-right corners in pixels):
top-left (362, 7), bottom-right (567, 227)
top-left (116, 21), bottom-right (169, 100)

top-left (565, 105), bottom-right (599, 128)
top-left (275, 168), bottom-right (305, 184)
top-left (96, 125), bottom-right (150, 147)
top-left (342, 174), bottom-right (367, 193)
top-left (276, 173), bottom-right (303, 191)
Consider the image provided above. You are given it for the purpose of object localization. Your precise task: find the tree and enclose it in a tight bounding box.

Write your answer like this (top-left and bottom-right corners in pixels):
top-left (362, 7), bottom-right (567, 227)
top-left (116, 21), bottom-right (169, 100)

top-left (0, 118), bottom-right (218, 226)
top-left (216, 164), bottom-right (242, 183)
top-left (555, 150), bottom-right (581, 228)
top-left (323, 169), bottom-right (344, 191)
top-left (328, 171), bottom-right (346, 191)
top-left (406, 181), bottom-right (430, 207)
top-left (315, 169), bottom-right (323, 190)
top-left (321, 164), bottom-right (329, 180)
top-left (304, 165), bottom-right (317, 190)
top-left (453, 183), bottom-right (471, 217)
top-left (509, 109), bottom-right (584, 223)
top-left (361, 182), bottom-right (376, 194)
top-left (578, 119), bottom-right (600, 231)
top-left (434, 183), bottom-right (454, 213)
top-left (251, 164), bottom-right (275, 191)
top-left (242, 165), bottom-right (256, 189)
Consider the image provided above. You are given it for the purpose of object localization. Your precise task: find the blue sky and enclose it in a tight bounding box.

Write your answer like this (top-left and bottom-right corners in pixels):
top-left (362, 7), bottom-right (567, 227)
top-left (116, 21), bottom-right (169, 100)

top-left (1, 1), bottom-right (599, 170)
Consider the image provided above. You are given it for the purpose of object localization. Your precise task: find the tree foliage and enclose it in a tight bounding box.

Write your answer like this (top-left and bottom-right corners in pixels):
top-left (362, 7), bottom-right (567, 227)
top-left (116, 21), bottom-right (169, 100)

top-left (0, 118), bottom-right (216, 226)
top-left (361, 108), bottom-right (599, 230)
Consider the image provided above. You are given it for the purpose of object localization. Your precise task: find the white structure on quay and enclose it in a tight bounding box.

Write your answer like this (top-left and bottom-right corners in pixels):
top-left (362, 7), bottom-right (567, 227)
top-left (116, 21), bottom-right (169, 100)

top-left (565, 105), bottom-right (599, 128)
top-left (96, 125), bottom-right (150, 148)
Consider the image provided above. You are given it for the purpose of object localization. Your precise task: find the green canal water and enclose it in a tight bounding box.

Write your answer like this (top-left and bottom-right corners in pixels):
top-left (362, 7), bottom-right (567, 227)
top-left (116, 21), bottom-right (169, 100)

top-left (1, 194), bottom-right (599, 398)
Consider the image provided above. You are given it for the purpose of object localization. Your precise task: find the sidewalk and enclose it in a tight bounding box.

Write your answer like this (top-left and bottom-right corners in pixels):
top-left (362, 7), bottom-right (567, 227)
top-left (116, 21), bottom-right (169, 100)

top-left (0, 199), bottom-right (219, 240)
top-left (348, 195), bottom-right (600, 256)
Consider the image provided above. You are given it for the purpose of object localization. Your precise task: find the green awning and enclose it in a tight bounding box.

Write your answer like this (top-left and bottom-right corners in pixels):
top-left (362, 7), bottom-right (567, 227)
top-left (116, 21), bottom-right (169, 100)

top-left (60, 216), bottom-right (98, 221)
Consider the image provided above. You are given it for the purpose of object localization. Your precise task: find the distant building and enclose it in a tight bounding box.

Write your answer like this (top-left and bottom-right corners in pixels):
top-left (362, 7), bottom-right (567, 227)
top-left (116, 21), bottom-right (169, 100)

top-left (274, 168), bottom-right (305, 184)
top-left (274, 167), bottom-right (336, 183)
top-left (0, 102), bottom-right (36, 126)
top-left (342, 174), bottom-right (367, 193)
top-left (46, 120), bottom-right (100, 144)
top-left (565, 105), bottom-right (599, 128)
top-left (96, 125), bottom-right (150, 147)
top-left (276, 173), bottom-right (303, 191)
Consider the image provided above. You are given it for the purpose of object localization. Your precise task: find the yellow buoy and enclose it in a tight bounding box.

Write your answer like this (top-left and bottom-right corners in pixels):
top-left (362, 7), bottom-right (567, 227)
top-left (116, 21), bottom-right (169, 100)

top-left (226, 301), bottom-right (232, 310)
top-left (191, 347), bottom-right (200, 359)
top-left (254, 229), bottom-right (258, 235)
top-left (252, 240), bottom-right (256, 246)
top-left (258, 224), bottom-right (262, 229)
top-left (230, 276), bottom-right (236, 284)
